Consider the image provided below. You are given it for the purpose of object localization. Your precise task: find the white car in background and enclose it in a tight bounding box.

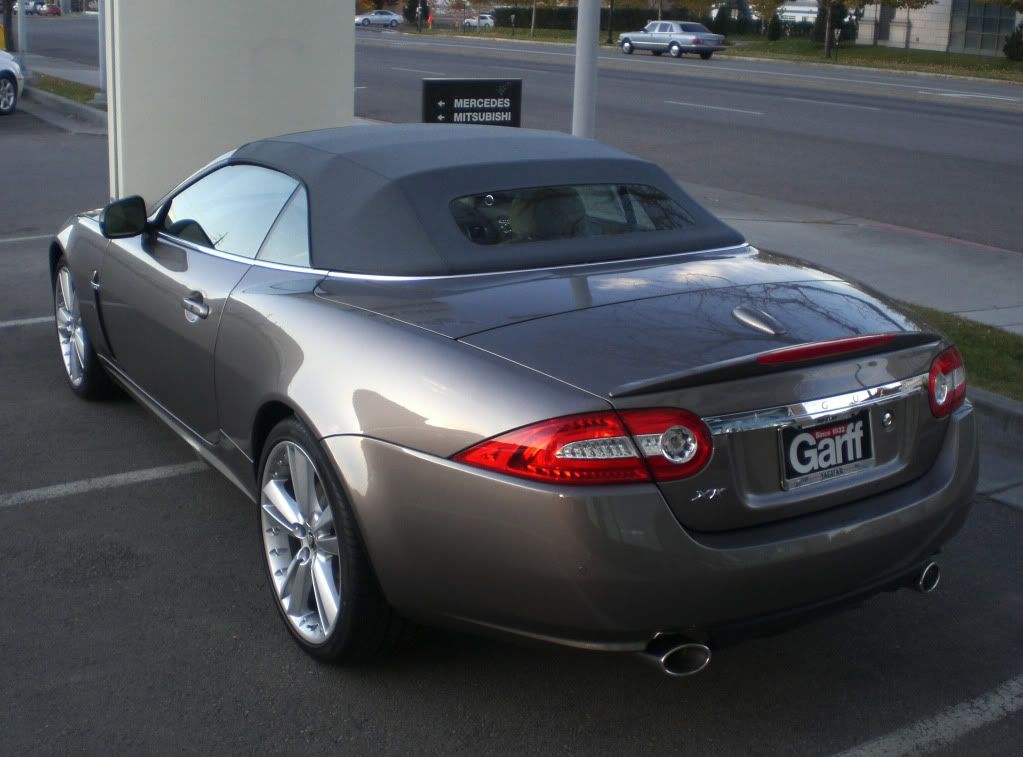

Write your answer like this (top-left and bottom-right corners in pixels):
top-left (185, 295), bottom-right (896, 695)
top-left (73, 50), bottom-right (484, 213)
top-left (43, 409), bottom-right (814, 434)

top-left (463, 14), bottom-right (495, 29)
top-left (1, 50), bottom-right (25, 116)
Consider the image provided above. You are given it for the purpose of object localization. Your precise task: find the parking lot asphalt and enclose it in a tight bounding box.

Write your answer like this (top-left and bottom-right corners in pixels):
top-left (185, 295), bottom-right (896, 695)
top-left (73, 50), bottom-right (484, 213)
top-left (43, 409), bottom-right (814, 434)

top-left (2, 113), bottom-right (1022, 756)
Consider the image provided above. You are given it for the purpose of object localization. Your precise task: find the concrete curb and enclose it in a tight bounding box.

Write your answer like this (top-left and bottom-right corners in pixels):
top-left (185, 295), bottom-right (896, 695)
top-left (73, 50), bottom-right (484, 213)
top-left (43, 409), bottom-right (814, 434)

top-left (970, 387), bottom-right (1023, 438)
top-left (21, 86), bottom-right (107, 132)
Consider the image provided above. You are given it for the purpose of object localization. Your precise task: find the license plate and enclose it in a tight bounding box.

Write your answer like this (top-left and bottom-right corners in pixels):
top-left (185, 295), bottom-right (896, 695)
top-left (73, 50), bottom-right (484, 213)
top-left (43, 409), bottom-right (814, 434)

top-left (780, 409), bottom-right (874, 490)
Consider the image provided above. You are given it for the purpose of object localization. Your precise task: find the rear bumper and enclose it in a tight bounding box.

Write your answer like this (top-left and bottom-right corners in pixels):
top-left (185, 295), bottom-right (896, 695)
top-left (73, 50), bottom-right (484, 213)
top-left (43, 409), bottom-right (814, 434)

top-left (323, 402), bottom-right (977, 651)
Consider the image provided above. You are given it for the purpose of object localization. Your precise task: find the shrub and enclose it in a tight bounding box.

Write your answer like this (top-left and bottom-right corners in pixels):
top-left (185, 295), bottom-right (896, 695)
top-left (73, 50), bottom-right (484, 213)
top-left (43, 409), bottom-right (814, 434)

top-left (1005, 24), bottom-right (1023, 61)
top-left (767, 13), bottom-right (782, 41)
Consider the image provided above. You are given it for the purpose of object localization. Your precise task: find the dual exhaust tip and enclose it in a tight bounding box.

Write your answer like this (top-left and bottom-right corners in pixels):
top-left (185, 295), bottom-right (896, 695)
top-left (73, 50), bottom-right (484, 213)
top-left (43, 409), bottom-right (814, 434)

top-left (642, 561), bottom-right (941, 677)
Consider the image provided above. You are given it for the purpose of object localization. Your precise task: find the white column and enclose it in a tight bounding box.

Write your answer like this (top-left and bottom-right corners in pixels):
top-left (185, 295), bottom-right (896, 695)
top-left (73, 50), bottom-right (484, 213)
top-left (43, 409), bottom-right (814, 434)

top-left (571, 0), bottom-right (600, 138)
top-left (16, 0), bottom-right (28, 71)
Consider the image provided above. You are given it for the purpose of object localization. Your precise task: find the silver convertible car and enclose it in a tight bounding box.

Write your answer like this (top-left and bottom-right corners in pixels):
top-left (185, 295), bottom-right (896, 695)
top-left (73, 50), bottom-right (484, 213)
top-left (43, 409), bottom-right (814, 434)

top-left (50, 126), bottom-right (977, 676)
top-left (619, 21), bottom-right (726, 59)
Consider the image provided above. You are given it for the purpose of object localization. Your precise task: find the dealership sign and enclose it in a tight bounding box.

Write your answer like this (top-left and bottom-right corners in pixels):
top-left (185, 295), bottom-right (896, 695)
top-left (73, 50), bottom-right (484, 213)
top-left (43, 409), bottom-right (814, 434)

top-left (422, 79), bottom-right (522, 127)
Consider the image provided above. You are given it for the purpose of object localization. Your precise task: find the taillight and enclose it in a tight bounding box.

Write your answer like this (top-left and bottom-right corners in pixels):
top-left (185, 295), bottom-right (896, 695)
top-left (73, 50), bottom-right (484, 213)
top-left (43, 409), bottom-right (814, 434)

top-left (452, 409), bottom-right (713, 485)
top-left (928, 346), bottom-right (966, 418)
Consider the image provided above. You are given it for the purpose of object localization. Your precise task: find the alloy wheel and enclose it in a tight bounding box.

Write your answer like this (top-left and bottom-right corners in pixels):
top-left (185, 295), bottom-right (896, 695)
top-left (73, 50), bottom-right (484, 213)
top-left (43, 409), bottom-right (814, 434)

top-left (261, 440), bottom-right (342, 644)
top-left (0, 78), bottom-right (15, 112)
top-left (55, 266), bottom-right (86, 387)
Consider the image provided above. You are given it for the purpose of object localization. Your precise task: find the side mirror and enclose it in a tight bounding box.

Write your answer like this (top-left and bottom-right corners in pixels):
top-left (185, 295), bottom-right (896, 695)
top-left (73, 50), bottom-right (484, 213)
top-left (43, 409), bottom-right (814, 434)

top-left (100, 195), bottom-right (149, 239)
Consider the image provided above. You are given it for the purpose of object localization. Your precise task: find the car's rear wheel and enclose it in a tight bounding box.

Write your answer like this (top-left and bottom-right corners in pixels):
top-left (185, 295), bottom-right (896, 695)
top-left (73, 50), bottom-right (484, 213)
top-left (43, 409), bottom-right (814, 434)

top-left (0, 74), bottom-right (17, 116)
top-left (621, 39), bottom-right (633, 54)
top-left (669, 42), bottom-right (682, 58)
top-left (258, 417), bottom-right (414, 662)
top-left (53, 258), bottom-right (116, 399)
top-left (389, 19), bottom-right (398, 27)
top-left (700, 51), bottom-right (713, 60)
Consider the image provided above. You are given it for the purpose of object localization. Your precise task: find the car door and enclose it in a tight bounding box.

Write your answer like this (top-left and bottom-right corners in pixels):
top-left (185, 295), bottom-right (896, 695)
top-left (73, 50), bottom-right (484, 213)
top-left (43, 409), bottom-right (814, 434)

top-left (97, 164), bottom-right (299, 442)
top-left (635, 22), bottom-right (656, 49)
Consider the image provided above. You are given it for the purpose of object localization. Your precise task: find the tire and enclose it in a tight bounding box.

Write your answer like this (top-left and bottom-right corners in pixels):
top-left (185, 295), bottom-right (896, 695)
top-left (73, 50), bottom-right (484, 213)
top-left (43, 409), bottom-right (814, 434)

top-left (700, 51), bottom-right (713, 60)
top-left (53, 257), bottom-right (117, 400)
top-left (0, 74), bottom-right (17, 116)
top-left (389, 19), bottom-right (398, 28)
top-left (361, 18), bottom-right (369, 26)
top-left (258, 417), bottom-right (414, 663)
top-left (621, 39), bottom-right (633, 54)
top-left (669, 42), bottom-right (682, 58)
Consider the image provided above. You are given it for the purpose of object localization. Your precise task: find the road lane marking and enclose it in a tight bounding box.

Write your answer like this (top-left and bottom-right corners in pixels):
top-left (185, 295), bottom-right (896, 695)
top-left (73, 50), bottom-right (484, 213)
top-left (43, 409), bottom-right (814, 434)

top-left (0, 462), bottom-right (209, 509)
top-left (0, 316), bottom-right (53, 329)
top-left (0, 234), bottom-right (51, 245)
top-left (355, 86), bottom-right (368, 90)
top-left (923, 91), bottom-right (1022, 102)
top-left (784, 96), bottom-right (881, 111)
top-left (664, 100), bottom-right (762, 115)
top-left (832, 673), bottom-right (1023, 757)
top-left (361, 37), bottom-right (1023, 101)
top-left (391, 66), bottom-right (446, 75)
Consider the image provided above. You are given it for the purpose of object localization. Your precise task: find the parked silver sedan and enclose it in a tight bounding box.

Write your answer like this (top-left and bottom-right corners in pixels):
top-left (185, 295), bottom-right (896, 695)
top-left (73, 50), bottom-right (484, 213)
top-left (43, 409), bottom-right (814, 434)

top-left (49, 125), bottom-right (976, 676)
top-left (619, 21), bottom-right (726, 59)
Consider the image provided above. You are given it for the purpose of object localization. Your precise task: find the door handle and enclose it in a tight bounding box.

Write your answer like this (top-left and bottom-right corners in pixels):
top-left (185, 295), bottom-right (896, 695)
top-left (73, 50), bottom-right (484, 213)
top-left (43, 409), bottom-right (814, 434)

top-left (182, 293), bottom-right (210, 320)
top-left (90, 270), bottom-right (101, 291)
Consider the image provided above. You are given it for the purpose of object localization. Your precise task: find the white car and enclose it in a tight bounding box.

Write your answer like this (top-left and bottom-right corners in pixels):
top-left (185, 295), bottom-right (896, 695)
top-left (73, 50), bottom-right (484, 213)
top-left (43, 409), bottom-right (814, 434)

top-left (354, 10), bottom-right (403, 28)
top-left (1, 50), bottom-right (24, 116)
top-left (463, 14), bottom-right (495, 29)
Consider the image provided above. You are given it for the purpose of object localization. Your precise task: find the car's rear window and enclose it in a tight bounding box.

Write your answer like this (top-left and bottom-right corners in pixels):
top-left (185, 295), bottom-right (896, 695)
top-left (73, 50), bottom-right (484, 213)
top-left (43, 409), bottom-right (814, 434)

top-left (451, 184), bottom-right (696, 246)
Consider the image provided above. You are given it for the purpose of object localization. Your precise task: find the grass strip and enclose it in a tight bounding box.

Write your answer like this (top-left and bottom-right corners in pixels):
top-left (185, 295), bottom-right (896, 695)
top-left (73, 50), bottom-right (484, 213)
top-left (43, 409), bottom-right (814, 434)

top-left (906, 305), bottom-right (1023, 401)
top-left (721, 37), bottom-right (1023, 84)
top-left (30, 73), bottom-right (99, 105)
top-left (416, 27), bottom-right (1023, 83)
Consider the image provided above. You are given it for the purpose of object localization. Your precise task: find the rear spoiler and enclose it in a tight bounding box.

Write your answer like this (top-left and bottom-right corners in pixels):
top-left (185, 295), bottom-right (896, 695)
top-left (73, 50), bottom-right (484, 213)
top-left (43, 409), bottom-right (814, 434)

top-left (608, 332), bottom-right (941, 398)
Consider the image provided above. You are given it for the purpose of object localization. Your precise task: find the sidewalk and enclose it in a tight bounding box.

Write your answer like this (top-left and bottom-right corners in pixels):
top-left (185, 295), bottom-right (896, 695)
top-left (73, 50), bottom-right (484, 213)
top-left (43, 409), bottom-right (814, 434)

top-left (22, 52), bottom-right (101, 88)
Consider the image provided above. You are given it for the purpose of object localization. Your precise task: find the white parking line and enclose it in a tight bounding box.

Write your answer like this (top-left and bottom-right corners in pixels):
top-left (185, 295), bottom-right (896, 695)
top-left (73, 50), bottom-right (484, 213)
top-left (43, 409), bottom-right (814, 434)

top-left (924, 91), bottom-right (1022, 102)
top-left (0, 462), bottom-right (209, 509)
top-left (0, 316), bottom-right (53, 329)
top-left (391, 66), bottom-right (446, 76)
top-left (664, 100), bottom-right (762, 116)
top-left (832, 673), bottom-right (1023, 757)
top-left (784, 96), bottom-right (881, 111)
top-left (0, 234), bottom-right (51, 245)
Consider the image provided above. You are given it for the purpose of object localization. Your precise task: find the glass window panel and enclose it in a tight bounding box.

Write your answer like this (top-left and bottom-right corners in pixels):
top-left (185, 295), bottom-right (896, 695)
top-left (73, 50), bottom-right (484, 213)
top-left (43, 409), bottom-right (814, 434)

top-left (964, 31), bottom-right (980, 48)
top-left (162, 165), bottom-right (297, 258)
top-left (257, 187), bottom-right (310, 267)
top-left (966, 16), bottom-right (980, 31)
top-left (451, 184), bottom-right (695, 246)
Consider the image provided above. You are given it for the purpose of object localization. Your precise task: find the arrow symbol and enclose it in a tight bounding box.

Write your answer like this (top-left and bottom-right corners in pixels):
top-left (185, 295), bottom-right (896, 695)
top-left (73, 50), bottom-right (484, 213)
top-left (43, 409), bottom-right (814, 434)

top-left (437, 114), bottom-right (446, 121)
top-left (437, 100), bottom-right (446, 108)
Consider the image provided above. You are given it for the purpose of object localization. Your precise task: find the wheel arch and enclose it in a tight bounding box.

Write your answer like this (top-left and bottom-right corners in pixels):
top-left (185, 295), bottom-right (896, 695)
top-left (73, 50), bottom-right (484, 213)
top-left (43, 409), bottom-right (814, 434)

top-left (251, 400), bottom-right (298, 476)
top-left (49, 240), bottom-right (65, 283)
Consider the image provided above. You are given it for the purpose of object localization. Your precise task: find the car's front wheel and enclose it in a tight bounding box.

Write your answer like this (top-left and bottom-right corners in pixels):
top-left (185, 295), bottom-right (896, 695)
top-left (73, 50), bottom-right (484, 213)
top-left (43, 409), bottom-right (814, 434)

top-left (53, 258), bottom-right (116, 399)
top-left (258, 417), bottom-right (413, 662)
top-left (621, 39), bottom-right (633, 54)
top-left (361, 18), bottom-right (369, 26)
top-left (0, 74), bottom-right (17, 116)
top-left (669, 42), bottom-right (682, 58)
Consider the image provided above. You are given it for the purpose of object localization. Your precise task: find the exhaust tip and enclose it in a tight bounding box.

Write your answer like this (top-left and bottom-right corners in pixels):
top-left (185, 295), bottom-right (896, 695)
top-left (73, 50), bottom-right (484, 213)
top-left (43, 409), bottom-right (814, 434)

top-left (660, 643), bottom-right (712, 678)
top-left (916, 561), bottom-right (941, 594)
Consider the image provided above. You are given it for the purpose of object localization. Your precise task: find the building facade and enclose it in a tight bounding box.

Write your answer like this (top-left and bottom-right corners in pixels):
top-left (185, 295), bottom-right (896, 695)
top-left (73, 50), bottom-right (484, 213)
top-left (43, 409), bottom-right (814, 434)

top-left (858, 0), bottom-right (1021, 56)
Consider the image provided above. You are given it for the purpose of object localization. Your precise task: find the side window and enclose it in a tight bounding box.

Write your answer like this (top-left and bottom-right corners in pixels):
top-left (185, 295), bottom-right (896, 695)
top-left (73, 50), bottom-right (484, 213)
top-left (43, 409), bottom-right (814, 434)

top-left (656, 23), bottom-right (670, 32)
top-left (257, 187), bottom-right (311, 267)
top-left (161, 165), bottom-right (298, 259)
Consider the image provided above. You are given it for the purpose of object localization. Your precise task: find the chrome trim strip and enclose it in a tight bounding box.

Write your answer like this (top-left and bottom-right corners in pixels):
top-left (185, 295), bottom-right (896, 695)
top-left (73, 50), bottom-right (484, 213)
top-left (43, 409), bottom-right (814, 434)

top-left (152, 235), bottom-right (753, 283)
top-left (704, 374), bottom-right (929, 436)
top-left (322, 243), bottom-right (754, 282)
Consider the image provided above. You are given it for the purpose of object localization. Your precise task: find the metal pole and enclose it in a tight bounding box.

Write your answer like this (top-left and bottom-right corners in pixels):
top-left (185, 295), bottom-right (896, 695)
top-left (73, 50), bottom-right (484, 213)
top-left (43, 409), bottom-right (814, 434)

top-left (16, 0), bottom-right (27, 72)
top-left (571, 0), bottom-right (599, 138)
top-left (605, 0), bottom-right (615, 46)
top-left (95, 0), bottom-right (106, 102)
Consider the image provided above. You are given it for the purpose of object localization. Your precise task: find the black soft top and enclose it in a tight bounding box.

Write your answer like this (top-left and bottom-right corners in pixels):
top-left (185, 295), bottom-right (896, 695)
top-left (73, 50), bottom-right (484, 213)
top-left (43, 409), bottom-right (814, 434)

top-left (232, 124), bottom-right (744, 276)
